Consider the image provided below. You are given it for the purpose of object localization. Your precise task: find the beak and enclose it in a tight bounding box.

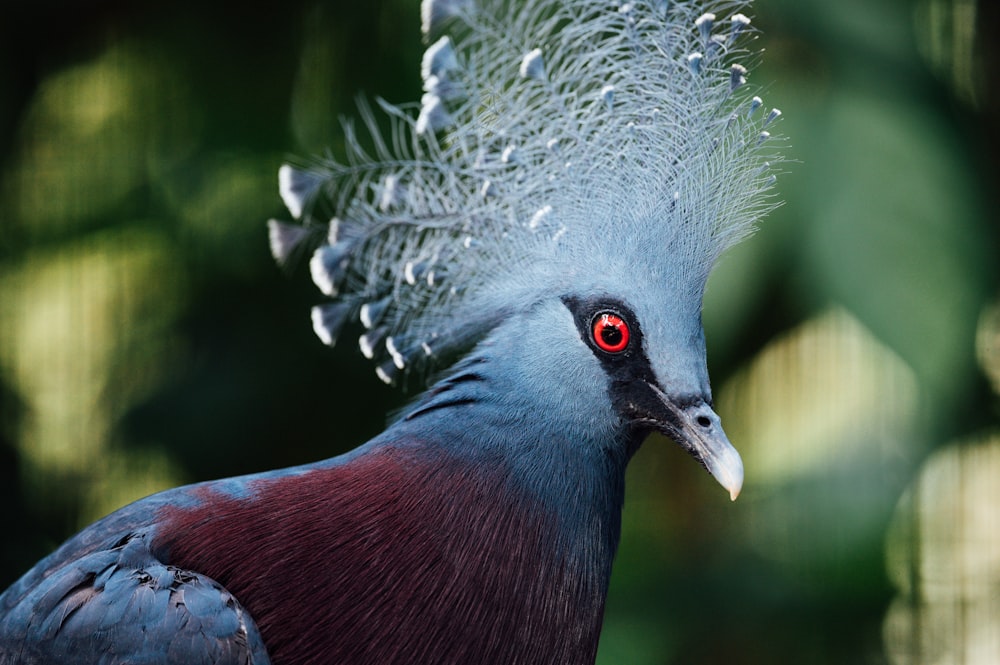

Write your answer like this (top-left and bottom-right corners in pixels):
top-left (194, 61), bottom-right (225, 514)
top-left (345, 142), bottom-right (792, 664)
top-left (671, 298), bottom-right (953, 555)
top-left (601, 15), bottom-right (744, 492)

top-left (629, 381), bottom-right (744, 501)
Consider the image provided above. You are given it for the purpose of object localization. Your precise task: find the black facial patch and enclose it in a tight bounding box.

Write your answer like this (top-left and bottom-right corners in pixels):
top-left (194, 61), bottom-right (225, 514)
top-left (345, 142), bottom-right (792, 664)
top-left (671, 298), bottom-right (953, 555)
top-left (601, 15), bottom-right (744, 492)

top-left (561, 295), bottom-right (671, 439)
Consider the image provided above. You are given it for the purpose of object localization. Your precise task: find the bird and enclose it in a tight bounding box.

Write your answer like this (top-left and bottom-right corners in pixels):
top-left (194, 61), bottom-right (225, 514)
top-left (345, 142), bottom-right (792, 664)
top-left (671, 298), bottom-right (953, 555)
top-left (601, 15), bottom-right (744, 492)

top-left (0, 0), bottom-right (781, 663)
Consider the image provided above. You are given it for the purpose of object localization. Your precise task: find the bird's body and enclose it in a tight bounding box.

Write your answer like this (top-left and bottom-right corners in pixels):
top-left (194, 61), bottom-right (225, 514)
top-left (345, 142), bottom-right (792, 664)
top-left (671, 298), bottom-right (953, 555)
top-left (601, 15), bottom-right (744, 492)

top-left (0, 447), bottom-right (611, 664)
top-left (0, 0), bottom-right (782, 662)
top-left (0, 313), bottom-right (631, 663)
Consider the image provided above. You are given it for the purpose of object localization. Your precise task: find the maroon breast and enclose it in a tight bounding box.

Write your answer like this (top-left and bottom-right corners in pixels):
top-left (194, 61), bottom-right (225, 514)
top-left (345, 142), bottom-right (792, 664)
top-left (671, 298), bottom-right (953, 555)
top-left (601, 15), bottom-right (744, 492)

top-left (156, 445), bottom-right (607, 665)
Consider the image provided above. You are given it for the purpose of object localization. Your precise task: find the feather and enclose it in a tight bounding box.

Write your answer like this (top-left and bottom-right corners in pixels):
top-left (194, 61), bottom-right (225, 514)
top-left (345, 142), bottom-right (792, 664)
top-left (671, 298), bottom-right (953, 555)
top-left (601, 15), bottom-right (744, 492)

top-left (312, 302), bottom-right (355, 347)
top-left (267, 219), bottom-right (312, 266)
top-left (274, 0), bottom-right (783, 383)
top-left (278, 165), bottom-right (323, 220)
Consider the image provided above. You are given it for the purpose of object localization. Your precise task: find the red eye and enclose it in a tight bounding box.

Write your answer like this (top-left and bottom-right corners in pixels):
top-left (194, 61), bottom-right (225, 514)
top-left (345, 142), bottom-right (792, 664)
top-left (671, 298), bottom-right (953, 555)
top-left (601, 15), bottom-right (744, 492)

top-left (592, 312), bottom-right (630, 353)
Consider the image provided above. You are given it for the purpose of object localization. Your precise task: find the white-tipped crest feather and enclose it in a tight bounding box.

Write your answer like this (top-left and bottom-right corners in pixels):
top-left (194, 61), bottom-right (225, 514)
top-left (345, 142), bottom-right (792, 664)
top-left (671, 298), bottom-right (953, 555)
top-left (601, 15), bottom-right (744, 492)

top-left (275, 0), bottom-right (783, 383)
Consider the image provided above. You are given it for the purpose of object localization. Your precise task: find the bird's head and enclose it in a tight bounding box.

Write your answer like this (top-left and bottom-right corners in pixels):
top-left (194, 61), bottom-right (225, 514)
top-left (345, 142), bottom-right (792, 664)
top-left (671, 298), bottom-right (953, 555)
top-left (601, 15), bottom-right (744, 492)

top-left (443, 252), bottom-right (742, 498)
top-left (269, 0), bottom-right (779, 500)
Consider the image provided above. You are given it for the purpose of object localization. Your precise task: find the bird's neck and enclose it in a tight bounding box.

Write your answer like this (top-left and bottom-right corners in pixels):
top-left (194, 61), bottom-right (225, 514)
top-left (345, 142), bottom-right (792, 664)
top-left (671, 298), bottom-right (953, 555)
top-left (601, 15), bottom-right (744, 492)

top-left (378, 349), bottom-right (635, 580)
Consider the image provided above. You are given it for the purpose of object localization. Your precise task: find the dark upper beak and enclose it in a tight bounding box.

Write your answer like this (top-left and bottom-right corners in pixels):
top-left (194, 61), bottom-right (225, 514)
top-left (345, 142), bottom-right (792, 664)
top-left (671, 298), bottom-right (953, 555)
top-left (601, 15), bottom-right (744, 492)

top-left (624, 380), bottom-right (744, 501)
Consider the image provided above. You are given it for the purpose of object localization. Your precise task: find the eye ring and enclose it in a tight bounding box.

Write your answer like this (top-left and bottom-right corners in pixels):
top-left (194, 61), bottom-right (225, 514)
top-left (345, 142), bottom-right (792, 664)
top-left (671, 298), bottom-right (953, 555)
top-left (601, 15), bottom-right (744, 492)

top-left (591, 312), bottom-right (630, 353)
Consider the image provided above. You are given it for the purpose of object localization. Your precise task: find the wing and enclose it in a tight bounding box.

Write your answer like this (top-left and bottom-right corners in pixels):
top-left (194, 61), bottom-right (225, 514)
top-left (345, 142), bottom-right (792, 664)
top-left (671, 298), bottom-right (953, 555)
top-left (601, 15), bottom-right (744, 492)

top-left (0, 532), bottom-right (270, 665)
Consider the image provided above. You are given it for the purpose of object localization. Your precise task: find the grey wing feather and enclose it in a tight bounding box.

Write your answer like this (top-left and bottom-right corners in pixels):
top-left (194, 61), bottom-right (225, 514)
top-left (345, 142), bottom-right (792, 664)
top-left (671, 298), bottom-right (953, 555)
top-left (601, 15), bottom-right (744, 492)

top-left (0, 533), bottom-right (270, 665)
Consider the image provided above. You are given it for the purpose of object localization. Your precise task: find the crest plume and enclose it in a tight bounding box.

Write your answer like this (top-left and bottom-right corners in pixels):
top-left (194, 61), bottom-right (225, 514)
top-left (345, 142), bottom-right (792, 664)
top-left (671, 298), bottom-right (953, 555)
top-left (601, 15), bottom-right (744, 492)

top-left (271, 0), bottom-right (782, 385)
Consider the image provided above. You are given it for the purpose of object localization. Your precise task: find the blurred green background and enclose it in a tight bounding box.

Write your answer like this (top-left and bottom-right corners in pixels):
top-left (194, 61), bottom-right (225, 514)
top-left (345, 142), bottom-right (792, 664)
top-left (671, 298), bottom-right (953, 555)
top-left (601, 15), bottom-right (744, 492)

top-left (0, 0), bottom-right (997, 663)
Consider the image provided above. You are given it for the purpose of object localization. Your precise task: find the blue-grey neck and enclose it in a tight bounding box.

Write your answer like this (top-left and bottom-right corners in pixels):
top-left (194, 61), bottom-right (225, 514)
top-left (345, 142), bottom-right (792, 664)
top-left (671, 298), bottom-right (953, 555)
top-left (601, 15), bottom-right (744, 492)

top-left (369, 297), bottom-right (635, 580)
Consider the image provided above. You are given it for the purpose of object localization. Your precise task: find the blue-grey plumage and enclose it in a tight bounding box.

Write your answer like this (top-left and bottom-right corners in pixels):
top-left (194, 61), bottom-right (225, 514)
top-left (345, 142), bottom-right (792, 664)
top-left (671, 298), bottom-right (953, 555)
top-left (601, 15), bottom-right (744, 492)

top-left (0, 488), bottom-right (272, 664)
top-left (0, 0), bottom-right (782, 662)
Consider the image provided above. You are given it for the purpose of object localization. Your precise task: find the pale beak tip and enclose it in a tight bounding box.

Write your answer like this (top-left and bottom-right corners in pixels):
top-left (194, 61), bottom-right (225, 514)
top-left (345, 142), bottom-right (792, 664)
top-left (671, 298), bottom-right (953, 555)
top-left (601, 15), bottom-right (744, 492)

top-left (709, 445), bottom-right (744, 503)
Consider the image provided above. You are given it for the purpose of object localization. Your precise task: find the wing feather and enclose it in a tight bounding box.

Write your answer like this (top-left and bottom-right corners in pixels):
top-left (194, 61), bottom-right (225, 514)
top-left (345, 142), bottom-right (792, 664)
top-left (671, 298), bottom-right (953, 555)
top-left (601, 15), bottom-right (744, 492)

top-left (0, 533), bottom-right (270, 665)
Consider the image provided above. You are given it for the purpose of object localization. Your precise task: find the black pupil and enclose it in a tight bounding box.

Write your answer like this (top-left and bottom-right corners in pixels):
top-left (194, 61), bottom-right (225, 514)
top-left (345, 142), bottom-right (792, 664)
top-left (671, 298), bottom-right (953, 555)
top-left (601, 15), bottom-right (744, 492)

top-left (601, 323), bottom-right (622, 347)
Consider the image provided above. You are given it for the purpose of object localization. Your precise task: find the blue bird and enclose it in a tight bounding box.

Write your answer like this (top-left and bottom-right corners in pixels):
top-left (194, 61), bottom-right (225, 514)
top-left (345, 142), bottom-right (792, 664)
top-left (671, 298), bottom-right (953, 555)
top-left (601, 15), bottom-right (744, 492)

top-left (0, 0), bottom-right (781, 663)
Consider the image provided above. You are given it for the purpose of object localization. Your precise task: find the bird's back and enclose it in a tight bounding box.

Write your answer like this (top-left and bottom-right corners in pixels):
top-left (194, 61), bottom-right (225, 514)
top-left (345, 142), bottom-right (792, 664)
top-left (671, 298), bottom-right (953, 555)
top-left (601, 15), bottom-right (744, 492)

top-left (0, 478), bottom-right (270, 664)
